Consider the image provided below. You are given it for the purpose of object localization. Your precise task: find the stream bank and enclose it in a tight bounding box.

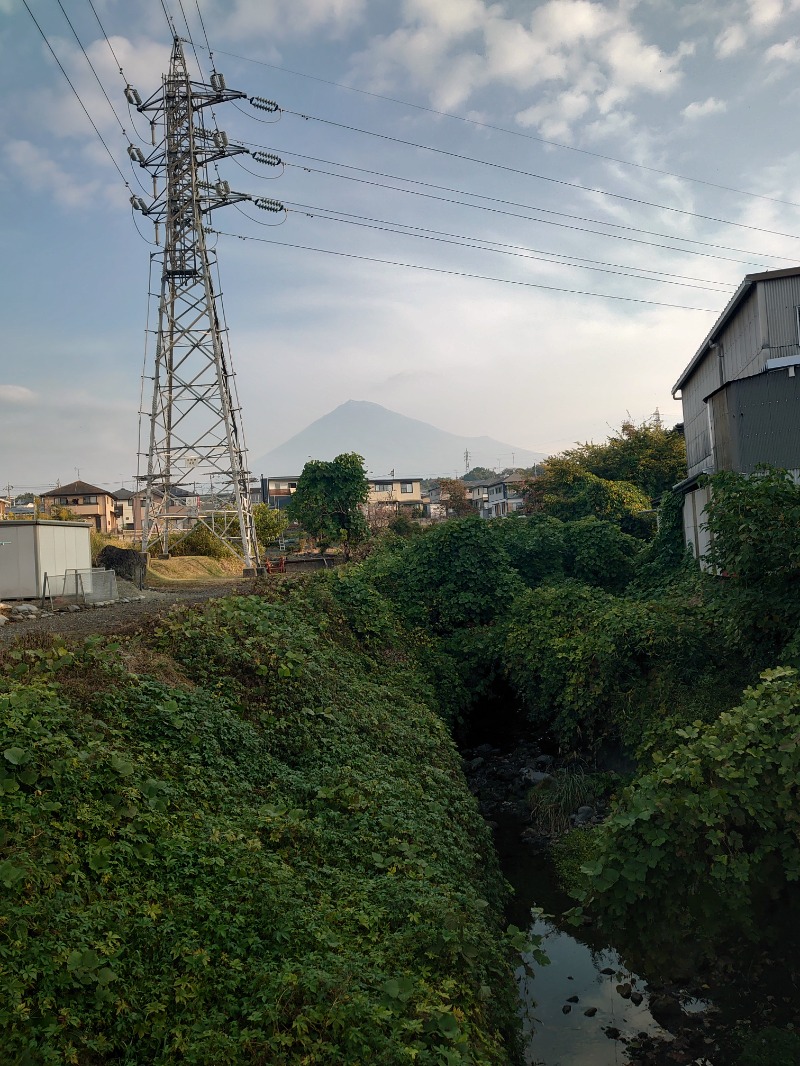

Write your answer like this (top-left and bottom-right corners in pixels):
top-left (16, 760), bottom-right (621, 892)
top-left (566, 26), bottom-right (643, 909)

top-left (462, 738), bottom-right (800, 1066)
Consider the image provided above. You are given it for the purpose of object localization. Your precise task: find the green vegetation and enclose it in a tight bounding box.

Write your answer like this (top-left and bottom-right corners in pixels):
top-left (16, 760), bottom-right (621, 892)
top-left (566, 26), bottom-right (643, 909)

top-left (556, 414), bottom-right (686, 500)
top-left (737, 1027), bottom-right (800, 1066)
top-left (286, 453), bottom-right (370, 556)
top-left (0, 582), bottom-right (519, 1064)
top-left (251, 502), bottom-right (288, 550)
top-left (5, 409), bottom-right (800, 1060)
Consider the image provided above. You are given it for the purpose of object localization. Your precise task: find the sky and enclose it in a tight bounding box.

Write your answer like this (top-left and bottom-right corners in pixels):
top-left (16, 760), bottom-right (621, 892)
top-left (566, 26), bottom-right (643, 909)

top-left (2, 0), bottom-right (800, 492)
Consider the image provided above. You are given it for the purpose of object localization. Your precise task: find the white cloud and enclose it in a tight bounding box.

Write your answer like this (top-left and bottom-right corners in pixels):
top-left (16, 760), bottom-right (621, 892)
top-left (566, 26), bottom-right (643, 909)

top-left (354, 0), bottom-right (693, 140)
top-left (747, 0), bottom-right (784, 29)
top-left (222, 0), bottom-right (366, 40)
top-left (765, 35), bottom-right (800, 61)
top-left (0, 385), bottom-right (36, 405)
top-left (5, 140), bottom-right (118, 209)
top-left (682, 96), bottom-right (727, 119)
top-left (714, 23), bottom-right (747, 57)
top-left (516, 89), bottom-right (592, 141)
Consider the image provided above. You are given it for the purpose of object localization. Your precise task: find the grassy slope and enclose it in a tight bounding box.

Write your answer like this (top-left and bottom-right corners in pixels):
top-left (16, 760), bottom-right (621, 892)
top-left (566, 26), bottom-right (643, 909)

top-left (0, 577), bottom-right (517, 1066)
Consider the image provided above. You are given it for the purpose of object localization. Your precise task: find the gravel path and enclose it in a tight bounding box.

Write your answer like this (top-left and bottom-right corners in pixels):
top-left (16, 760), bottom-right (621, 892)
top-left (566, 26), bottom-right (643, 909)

top-left (0, 579), bottom-right (249, 644)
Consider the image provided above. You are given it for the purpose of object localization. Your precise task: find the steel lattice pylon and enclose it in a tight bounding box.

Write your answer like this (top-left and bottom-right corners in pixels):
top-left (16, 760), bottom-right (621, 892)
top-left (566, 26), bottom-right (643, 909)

top-left (133, 37), bottom-right (260, 571)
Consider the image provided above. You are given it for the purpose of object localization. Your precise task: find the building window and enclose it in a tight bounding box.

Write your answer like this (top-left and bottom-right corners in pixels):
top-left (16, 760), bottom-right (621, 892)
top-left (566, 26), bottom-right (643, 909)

top-left (373, 483), bottom-right (391, 492)
top-left (400, 482), bottom-right (413, 493)
top-left (83, 496), bottom-right (98, 504)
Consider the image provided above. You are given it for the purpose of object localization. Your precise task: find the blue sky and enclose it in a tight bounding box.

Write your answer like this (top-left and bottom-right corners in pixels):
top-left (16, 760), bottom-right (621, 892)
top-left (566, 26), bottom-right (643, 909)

top-left (3, 0), bottom-right (800, 491)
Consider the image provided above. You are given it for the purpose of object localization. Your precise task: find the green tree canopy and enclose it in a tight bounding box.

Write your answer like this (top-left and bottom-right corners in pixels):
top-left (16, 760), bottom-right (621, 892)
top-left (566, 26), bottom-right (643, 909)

top-left (522, 458), bottom-right (653, 536)
top-left (286, 453), bottom-right (370, 555)
top-left (558, 415), bottom-right (686, 500)
top-left (463, 466), bottom-right (495, 482)
top-left (251, 503), bottom-right (288, 550)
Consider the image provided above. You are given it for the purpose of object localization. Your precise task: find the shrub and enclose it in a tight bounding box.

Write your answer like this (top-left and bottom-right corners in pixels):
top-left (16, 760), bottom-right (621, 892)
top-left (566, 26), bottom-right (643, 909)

top-left (168, 521), bottom-right (235, 560)
top-left (0, 587), bottom-right (519, 1064)
top-left (504, 579), bottom-right (728, 750)
top-left (562, 517), bottom-right (641, 592)
top-left (489, 515), bottom-right (565, 588)
top-left (704, 467), bottom-right (800, 658)
top-left (363, 517), bottom-right (523, 634)
top-left (583, 668), bottom-right (800, 952)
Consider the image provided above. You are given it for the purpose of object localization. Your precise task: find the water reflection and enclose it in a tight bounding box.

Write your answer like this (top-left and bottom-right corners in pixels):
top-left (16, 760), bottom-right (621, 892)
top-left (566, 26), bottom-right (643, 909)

top-left (519, 916), bottom-right (671, 1066)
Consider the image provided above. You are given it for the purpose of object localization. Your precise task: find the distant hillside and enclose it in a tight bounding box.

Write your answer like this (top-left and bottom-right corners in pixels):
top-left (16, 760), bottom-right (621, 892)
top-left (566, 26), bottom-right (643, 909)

top-left (251, 400), bottom-right (546, 477)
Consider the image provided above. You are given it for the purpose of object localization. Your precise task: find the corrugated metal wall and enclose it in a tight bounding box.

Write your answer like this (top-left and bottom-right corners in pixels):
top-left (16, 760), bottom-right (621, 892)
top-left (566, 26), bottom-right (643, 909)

top-left (720, 369), bottom-right (800, 472)
top-left (764, 275), bottom-right (800, 358)
top-left (683, 352), bottom-right (720, 476)
top-left (718, 287), bottom-right (762, 382)
top-left (681, 284), bottom-right (796, 476)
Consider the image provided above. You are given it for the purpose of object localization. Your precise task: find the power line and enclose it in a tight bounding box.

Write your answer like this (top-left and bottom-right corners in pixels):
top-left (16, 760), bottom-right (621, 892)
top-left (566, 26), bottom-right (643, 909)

top-left (54, 0), bottom-right (127, 136)
top-left (278, 200), bottom-right (732, 292)
top-left (84, 0), bottom-right (126, 77)
top-left (19, 0), bottom-right (131, 191)
top-left (209, 46), bottom-right (800, 212)
top-left (275, 106), bottom-right (800, 247)
top-left (247, 146), bottom-right (791, 268)
top-left (207, 226), bottom-right (723, 313)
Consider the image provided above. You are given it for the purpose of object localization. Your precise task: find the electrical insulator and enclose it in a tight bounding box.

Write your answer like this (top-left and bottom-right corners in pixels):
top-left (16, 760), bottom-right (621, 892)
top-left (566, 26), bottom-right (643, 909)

top-left (130, 195), bottom-right (149, 213)
top-left (215, 180), bottom-right (230, 197)
top-left (210, 72), bottom-right (226, 91)
top-left (251, 150), bottom-right (281, 166)
top-left (127, 144), bottom-right (146, 164)
top-left (253, 197), bottom-right (284, 213)
top-left (125, 85), bottom-right (142, 106)
top-left (250, 97), bottom-right (280, 113)
top-left (213, 130), bottom-right (229, 150)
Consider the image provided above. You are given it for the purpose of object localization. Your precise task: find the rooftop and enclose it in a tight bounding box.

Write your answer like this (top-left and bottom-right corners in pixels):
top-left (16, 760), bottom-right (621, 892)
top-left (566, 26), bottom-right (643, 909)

top-left (672, 265), bottom-right (800, 396)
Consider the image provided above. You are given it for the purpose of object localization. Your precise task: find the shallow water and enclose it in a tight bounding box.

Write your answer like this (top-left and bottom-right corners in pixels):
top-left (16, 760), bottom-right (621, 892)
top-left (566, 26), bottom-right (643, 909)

top-left (493, 814), bottom-right (680, 1065)
top-left (518, 918), bottom-right (670, 1066)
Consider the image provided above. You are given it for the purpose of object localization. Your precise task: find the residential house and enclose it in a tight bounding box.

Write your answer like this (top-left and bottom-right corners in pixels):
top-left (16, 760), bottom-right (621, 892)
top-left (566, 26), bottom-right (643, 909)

top-left (260, 476), bottom-right (300, 510)
top-left (0, 498), bottom-right (11, 520)
top-left (112, 488), bottom-right (135, 531)
top-left (367, 476), bottom-right (423, 513)
top-left (129, 487), bottom-right (198, 534)
top-left (672, 265), bottom-right (800, 558)
top-left (40, 481), bottom-right (117, 533)
top-left (464, 473), bottom-right (527, 519)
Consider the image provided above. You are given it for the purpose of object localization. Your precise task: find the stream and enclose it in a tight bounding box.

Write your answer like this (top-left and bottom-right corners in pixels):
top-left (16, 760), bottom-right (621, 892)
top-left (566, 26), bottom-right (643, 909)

top-left (495, 811), bottom-right (709, 1065)
top-left (463, 736), bottom-right (800, 1066)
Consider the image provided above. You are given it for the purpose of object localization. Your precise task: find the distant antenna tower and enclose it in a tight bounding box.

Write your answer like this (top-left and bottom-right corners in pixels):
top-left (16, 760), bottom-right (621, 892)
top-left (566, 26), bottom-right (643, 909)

top-left (130, 37), bottom-right (263, 571)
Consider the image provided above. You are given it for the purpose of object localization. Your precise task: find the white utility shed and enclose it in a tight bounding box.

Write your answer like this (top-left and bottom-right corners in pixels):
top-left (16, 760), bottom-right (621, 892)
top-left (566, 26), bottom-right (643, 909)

top-left (0, 521), bottom-right (91, 600)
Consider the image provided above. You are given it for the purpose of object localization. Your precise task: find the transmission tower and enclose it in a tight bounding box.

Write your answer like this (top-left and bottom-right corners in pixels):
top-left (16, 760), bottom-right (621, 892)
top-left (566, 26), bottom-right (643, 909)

top-left (130, 37), bottom-right (264, 572)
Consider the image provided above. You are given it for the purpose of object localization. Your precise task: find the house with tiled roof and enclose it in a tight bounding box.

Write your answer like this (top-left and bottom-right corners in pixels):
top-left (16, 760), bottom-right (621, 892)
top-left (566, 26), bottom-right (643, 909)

top-left (40, 480), bottom-right (117, 533)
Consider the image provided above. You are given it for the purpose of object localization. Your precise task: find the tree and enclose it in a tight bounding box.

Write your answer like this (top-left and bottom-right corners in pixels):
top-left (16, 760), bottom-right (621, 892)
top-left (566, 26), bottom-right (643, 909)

top-left (437, 478), bottom-right (475, 518)
top-left (286, 453), bottom-right (370, 557)
top-left (522, 458), bottom-right (653, 537)
top-left (14, 493), bottom-right (35, 505)
top-left (463, 466), bottom-right (495, 482)
top-left (558, 415), bottom-right (686, 500)
top-left (252, 503), bottom-right (288, 550)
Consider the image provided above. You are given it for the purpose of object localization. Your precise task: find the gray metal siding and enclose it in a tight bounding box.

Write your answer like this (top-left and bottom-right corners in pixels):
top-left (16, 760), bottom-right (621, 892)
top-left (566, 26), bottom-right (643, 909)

top-left (764, 275), bottom-right (800, 359)
top-left (681, 286), bottom-right (779, 476)
top-left (718, 287), bottom-right (762, 382)
top-left (683, 353), bottom-right (720, 476)
top-left (709, 369), bottom-right (800, 473)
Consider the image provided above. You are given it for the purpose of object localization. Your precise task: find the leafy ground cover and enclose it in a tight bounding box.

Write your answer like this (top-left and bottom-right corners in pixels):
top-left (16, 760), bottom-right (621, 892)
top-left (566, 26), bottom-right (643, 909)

top-left (0, 578), bottom-right (519, 1065)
